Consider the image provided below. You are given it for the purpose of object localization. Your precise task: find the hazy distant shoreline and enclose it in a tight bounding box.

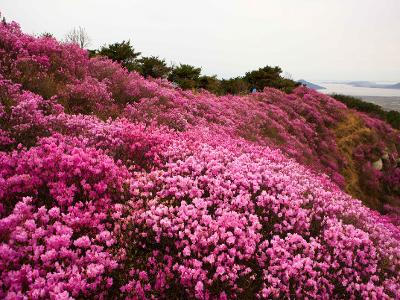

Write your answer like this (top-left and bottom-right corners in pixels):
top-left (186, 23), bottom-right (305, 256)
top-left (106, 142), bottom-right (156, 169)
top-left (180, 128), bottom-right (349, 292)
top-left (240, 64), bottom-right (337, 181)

top-left (313, 82), bottom-right (400, 111)
top-left (357, 96), bottom-right (400, 111)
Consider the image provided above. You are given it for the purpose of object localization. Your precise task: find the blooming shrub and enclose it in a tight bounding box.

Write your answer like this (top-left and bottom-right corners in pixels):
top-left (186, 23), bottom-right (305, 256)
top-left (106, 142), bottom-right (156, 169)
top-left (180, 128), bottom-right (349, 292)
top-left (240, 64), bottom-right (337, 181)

top-left (0, 135), bottom-right (131, 298)
top-left (0, 21), bottom-right (88, 98)
top-left (0, 18), bottom-right (400, 299)
top-left (61, 77), bottom-right (114, 115)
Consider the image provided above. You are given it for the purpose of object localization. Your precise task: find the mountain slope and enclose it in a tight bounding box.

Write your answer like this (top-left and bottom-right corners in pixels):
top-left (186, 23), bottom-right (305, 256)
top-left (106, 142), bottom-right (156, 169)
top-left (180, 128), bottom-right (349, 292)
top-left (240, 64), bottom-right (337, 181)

top-left (298, 79), bottom-right (326, 90)
top-left (0, 19), bottom-right (400, 299)
top-left (349, 81), bottom-right (400, 89)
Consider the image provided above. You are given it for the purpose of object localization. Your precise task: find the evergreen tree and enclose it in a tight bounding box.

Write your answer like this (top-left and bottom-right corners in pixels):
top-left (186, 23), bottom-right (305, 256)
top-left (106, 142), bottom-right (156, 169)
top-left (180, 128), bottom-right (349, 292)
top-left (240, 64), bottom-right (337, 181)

top-left (244, 66), bottom-right (299, 93)
top-left (168, 64), bottom-right (201, 89)
top-left (197, 75), bottom-right (222, 94)
top-left (138, 56), bottom-right (171, 78)
top-left (98, 40), bottom-right (141, 71)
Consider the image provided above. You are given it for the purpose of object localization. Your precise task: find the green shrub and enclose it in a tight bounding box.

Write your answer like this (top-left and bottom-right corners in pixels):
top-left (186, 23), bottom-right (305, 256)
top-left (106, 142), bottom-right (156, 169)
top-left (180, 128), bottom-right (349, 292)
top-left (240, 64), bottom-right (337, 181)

top-left (332, 94), bottom-right (400, 130)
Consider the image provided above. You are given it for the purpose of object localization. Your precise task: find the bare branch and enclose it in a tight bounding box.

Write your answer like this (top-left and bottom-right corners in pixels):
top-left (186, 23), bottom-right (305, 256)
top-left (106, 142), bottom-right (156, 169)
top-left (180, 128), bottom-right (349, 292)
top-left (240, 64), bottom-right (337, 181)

top-left (65, 26), bottom-right (91, 48)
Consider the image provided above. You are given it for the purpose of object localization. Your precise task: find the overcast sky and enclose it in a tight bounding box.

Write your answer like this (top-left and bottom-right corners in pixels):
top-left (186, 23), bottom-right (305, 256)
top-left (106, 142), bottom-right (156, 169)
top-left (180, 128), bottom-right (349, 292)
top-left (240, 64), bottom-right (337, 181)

top-left (1, 0), bottom-right (399, 81)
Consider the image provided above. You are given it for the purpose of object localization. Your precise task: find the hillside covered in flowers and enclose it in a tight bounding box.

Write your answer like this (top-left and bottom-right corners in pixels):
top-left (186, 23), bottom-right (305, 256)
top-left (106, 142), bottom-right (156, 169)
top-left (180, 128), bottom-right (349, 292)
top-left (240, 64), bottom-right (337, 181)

top-left (1, 19), bottom-right (400, 299)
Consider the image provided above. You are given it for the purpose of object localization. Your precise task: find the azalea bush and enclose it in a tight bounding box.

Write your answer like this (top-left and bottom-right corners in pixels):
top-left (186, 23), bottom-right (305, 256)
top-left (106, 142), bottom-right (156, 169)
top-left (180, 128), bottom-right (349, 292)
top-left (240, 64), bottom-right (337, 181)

top-left (0, 19), bottom-right (400, 299)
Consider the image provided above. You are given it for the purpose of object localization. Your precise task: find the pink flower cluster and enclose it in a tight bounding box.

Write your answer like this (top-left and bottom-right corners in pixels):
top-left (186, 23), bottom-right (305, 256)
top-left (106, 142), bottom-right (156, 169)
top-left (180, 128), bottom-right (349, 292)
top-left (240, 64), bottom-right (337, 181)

top-left (0, 20), bottom-right (88, 98)
top-left (1, 18), bottom-right (400, 299)
top-left (0, 135), bottom-right (129, 299)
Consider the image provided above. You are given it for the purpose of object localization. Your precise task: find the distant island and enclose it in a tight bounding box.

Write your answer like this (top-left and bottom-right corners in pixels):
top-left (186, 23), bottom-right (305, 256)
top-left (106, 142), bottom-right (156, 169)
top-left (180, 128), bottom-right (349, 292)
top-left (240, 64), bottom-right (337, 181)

top-left (348, 81), bottom-right (400, 89)
top-left (298, 79), bottom-right (326, 90)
